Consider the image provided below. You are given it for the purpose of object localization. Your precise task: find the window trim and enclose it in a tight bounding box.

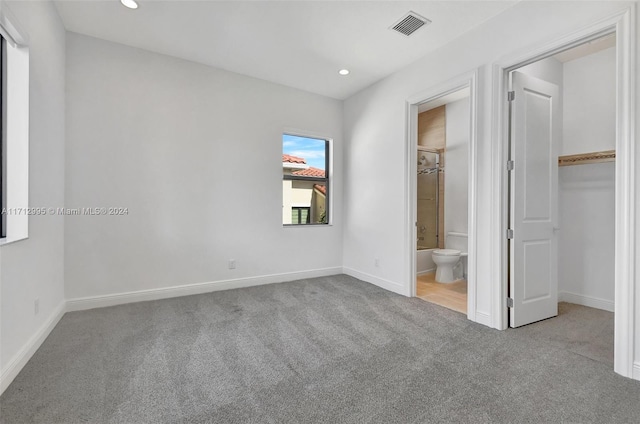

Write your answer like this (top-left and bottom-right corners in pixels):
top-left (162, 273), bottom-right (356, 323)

top-left (0, 3), bottom-right (29, 246)
top-left (282, 131), bottom-right (332, 227)
top-left (1, 35), bottom-right (5, 238)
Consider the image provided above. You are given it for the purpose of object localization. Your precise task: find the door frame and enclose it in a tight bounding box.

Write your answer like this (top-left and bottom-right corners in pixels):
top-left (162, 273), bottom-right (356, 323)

top-left (490, 7), bottom-right (636, 378)
top-left (405, 69), bottom-right (479, 322)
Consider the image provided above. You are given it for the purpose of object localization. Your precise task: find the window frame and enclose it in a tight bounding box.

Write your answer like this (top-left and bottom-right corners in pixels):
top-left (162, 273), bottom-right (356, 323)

top-left (282, 132), bottom-right (331, 227)
top-left (0, 4), bottom-right (30, 246)
top-left (1, 35), bottom-right (5, 238)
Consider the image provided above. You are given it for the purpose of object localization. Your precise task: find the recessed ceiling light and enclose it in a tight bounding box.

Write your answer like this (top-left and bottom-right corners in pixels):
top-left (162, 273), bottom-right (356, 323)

top-left (339, 69), bottom-right (350, 76)
top-left (121, 0), bottom-right (139, 10)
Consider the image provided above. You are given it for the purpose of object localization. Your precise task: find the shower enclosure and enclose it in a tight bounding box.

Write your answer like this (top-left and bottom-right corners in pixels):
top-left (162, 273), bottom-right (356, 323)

top-left (417, 148), bottom-right (440, 250)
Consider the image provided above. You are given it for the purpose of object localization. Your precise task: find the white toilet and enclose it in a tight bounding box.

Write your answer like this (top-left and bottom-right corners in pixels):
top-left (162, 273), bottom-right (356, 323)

top-left (432, 233), bottom-right (468, 283)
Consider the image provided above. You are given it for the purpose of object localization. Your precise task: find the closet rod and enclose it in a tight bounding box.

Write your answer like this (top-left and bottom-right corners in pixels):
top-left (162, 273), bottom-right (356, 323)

top-left (558, 150), bottom-right (615, 166)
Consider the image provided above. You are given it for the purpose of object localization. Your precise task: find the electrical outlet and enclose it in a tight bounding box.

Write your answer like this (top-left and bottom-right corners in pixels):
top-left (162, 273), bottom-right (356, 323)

top-left (228, 259), bottom-right (236, 270)
top-left (374, 258), bottom-right (380, 267)
top-left (34, 299), bottom-right (40, 315)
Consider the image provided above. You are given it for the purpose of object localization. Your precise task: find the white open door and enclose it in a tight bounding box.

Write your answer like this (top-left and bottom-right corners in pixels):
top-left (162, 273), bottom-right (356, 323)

top-left (509, 71), bottom-right (560, 328)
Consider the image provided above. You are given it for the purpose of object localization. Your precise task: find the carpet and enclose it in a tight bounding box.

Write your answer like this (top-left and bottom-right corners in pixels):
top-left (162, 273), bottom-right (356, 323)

top-left (1, 274), bottom-right (638, 423)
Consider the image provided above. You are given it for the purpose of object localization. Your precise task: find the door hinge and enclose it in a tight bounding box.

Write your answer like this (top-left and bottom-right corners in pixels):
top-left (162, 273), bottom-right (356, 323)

top-left (506, 229), bottom-right (514, 239)
top-left (507, 160), bottom-right (514, 171)
top-left (507, 298), bottom-right (514, 308)
top-left (508, 91), bottom-right (515, 102)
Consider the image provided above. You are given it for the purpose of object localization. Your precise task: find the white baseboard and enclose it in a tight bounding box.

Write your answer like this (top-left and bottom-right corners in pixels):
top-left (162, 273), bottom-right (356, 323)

top-left (66, 267), bottom-right (343, 312)
top-left (342, 266), bottom-right (407, 296)
top-left (474, 311), bottom-right (492, 327)
top-left (558, 291), bottom-right (614, 312)
top-left (417, 268), bottom-right (435, 276)
top-left (0, 301), bottom-right (66, 395)
top-left (633, 362), bottom-right (640, 381)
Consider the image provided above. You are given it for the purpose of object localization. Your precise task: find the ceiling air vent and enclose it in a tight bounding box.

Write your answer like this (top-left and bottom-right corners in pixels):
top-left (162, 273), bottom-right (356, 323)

top-left (390, 11), bottom-right (431, 36)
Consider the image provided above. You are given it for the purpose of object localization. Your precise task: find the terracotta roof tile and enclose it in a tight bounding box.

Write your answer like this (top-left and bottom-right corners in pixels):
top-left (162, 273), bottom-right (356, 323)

top-left (292, 167), bottom-right (325, 177)
top-left (282, 154), bottom-right (306, 164)
top-left (313, 184), bottom-right (326, 195)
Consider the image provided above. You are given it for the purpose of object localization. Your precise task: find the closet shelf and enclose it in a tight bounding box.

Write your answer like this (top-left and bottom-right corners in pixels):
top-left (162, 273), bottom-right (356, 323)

top-left (558, 150), bottom-right (616, 166)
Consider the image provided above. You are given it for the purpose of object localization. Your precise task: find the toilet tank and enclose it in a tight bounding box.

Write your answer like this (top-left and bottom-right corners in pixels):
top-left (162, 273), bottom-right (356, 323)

top-left (446, 232), bottom-right (468, 254)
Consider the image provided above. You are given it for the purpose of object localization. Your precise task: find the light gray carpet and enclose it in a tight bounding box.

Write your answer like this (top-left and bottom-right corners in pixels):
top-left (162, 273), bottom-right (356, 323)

top-left (516, 301), bottom-right (614, 366)
top-left (1, 275), bottom-right (639, 423)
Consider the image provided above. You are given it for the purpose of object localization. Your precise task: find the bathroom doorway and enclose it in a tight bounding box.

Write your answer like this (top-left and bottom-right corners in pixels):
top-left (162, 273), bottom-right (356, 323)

top-left (414, 87), bottom-right (471, 315)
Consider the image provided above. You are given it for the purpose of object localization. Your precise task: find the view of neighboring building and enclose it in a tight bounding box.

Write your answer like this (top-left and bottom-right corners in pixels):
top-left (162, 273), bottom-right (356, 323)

top-left (282, 153), bottom-right (327, 225)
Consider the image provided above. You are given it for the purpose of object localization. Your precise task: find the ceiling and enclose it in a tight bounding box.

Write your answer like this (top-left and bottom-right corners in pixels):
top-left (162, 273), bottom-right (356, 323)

top-left (53, 1), bottom-right (518, 100)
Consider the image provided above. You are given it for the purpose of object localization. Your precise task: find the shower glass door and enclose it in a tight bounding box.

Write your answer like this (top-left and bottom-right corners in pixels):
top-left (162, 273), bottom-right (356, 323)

top-left (417, 149), bottom-right (439, 250)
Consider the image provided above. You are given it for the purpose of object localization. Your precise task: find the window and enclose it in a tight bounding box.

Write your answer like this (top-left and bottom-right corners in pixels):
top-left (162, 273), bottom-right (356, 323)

top-left (282, 134), bottom-right (330, 225)
top-left (0, 6), bottom-right (30, 245)
top-left (291, 207), bottom-right (310, 224)
top-left (1, 35), bottom-right (5, 238)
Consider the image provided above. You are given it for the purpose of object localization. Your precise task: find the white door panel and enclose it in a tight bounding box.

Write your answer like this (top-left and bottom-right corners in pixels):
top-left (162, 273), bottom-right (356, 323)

top-left (509, 71), bottom-right (560, 328)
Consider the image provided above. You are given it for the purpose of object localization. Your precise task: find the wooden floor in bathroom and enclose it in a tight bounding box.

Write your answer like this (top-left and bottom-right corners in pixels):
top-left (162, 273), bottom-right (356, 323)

top-left (416, 272), bottom-right (467, 314)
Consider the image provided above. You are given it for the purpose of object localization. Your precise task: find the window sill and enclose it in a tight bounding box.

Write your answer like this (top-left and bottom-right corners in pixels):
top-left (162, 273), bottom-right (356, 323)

top-left (0, 235), bottom-right (28, 246)
top-left (283, 223), bottom-right (332, 227)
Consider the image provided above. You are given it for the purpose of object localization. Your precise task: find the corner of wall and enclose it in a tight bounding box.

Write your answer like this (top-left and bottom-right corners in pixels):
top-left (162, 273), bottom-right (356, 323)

top-left (633, 362), bottom-right (640, 381)
top-left (342, 267), bottom-right (409, 297)
top-left (0, 301), bottom-right (66, 395)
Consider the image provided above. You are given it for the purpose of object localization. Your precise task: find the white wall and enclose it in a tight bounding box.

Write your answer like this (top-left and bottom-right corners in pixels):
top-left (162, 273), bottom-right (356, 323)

top-left (0, 0), bottom-right (66, 390)
top-left (558, 45), bottom-right (616, 311)
top-left (563, 47), bottom-right (616, 155)
top-left (342, 1), bottom-right (635, 325)
top-left (518, 56), bottom-right (564, 90)
top-left (444, 97), bottom-right (469, 242)
top-left (64, 33), bottom-right (343, 301)
top-left (416, 250), bottom-right (435, 274)
top-left (559, 163), bottom-right (615, 310)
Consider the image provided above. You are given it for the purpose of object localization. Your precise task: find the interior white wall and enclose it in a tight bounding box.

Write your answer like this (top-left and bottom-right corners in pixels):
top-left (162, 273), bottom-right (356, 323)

top-left (559, 163), bottom-right (615, 310)
top-left (64, 33), bottom-right (343, 301)
top-left (517, 56), bottom-right (565, 92)
top-left (443, 97), bottom-right (469, 243)
top-left (342, 0), bottom-right (635, 325)
top-left (563, 47), bottom-right (616, 155)
top-left (0, 0), bottom-right (66, 388)
top-left (416, 250), bottom-right (434, 274)
top-left (557, 46), bottom-right (616, 311)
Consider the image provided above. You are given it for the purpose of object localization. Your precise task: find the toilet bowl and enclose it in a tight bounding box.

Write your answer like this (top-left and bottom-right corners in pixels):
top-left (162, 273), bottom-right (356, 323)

top-left (432, 249), bottom-right (461, 283)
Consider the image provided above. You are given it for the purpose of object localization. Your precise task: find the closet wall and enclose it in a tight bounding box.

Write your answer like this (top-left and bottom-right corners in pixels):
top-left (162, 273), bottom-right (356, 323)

top-left (559, 46), bottom-right (616, 311)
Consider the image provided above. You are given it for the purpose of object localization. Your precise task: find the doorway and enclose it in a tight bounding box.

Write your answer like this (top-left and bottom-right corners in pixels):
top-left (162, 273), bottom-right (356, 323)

top-left (415, 90), bottom-right (470, 314)
top-left (406, 70), bottom-right (478, 320)
top-left (505, 33), bottom-right (617, 363)
top-left (507, 33), bottom-right (616, 327)
top-left (494, 9), bottom-right (636, 378)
